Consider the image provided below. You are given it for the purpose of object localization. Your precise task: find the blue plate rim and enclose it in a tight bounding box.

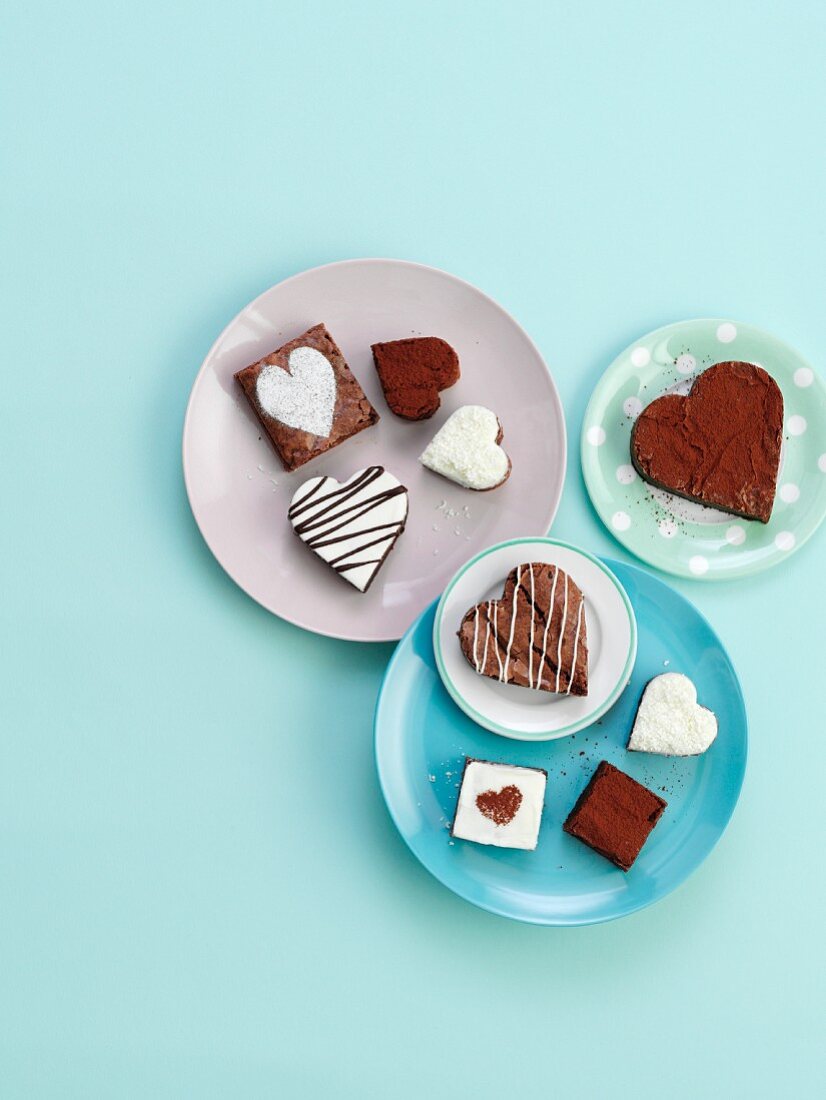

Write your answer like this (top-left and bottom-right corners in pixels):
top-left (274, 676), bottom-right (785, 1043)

top-left (374, 556), bottom-right (749, 926)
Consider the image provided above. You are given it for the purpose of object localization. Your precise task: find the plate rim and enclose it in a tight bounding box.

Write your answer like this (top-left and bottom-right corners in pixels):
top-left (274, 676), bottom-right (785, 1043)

top-left (181, 257), bottom-right (567, 642)
top-left (580, 316), bottom-right (826, 581)
top-left (431, 537), bottom-right (638, 740)
top-left (374, 557), bottom-right (748, 926)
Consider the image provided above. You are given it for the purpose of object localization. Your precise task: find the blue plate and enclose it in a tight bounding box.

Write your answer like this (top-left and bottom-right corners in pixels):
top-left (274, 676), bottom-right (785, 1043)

top-left (374, 559), bottom-right (747, 925)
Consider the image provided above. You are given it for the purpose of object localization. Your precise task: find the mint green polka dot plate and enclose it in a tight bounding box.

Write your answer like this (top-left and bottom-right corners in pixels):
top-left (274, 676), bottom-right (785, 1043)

top-left (581, 319), bottom-right (826, 580)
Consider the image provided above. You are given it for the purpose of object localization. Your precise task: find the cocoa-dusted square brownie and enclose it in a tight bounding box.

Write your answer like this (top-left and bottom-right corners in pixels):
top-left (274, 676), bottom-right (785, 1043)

top-left (563, 760), bottom-right (666, 871)
top-left (234, 323), bottom-right (379, 472)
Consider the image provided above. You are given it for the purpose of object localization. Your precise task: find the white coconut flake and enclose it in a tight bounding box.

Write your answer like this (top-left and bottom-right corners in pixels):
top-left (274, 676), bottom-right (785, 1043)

top-left (419, 405), bottom-right (509, 490)
top-left (628, 673), bottom-right (717, 756)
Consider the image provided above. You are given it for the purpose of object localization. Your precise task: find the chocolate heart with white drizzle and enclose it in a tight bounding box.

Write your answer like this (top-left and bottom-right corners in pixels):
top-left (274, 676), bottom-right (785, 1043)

top-left (288, 466), bottom-right (409, 593)
top-left (256, 345), bottom-right (336, 437)
top-left (458, 562), bottom-right (588, 695)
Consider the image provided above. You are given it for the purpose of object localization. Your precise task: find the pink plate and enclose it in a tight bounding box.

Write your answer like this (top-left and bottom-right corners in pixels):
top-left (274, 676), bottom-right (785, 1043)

top-left (182, 259), bottom-right (566, 641)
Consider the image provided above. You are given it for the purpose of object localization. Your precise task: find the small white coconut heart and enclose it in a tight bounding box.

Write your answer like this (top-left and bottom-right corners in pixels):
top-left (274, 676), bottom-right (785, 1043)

top-left (255, 345), bottom-right (336, 437)
top-left (288, 466), bottom-right (408, 593)
top-left (628, 673), bottom-right (717, 756)
top-left (419, 405), bottom-right (510, 490)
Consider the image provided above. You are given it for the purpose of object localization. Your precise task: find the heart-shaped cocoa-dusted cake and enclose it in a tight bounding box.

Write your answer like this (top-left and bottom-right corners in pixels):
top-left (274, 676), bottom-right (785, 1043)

top-left (630, 361), bottom-right (783, 523)
top-left (371, 336), bottom-right (460, 420)
top-left (458, 562), bottom-right (588, 696)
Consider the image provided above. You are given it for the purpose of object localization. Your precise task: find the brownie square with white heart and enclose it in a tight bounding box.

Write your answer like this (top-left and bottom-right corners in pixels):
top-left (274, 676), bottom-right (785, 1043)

top-left (234, 323), bottom-right (379, 472)
top-left (451, 758), bottom-right (547, 850)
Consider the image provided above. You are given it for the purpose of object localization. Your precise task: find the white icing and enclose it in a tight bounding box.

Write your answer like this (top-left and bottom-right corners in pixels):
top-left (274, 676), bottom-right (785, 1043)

top-left (535, 566), bottom-right (558, 690)
top-left (554, 573), bottom-right (569, 693)
top-left (256, 345), bottom-right (336, 437)
top-left (566, 600), bottom-right (584, 696)
top-left (527, 564), bottom-right (535, 688)
top-left (288, 466), bottom-right (408, 592)
top-left (628, 673), bottom-right (717, 756)
top-left (501, 564), bottom-right (521, 682)
top-left (492, 601), bottom-right (504, 680)
top-left (472, 604), bottom-right (492, 675)
top-left (419, 405), bottom-right (509, 490)
top-left (451, 760), bottom-right (547, 850)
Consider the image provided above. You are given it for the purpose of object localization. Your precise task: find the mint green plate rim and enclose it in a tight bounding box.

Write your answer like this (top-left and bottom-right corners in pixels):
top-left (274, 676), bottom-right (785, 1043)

top-left (432, 537), bottom-right (638, 740)
top-left (580, 318), bottom-right (826, 580)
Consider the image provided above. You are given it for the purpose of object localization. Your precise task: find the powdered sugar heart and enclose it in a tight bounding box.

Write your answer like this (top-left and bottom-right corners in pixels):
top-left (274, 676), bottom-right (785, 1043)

top-left (419, 405), bottom-right (510, 490)
top-left (255, 346), bottom-right (336, 437)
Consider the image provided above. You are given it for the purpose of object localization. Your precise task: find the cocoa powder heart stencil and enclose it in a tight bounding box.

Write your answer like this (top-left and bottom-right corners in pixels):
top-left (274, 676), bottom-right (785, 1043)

top-left (630, 361), bottom-right (783, 523)
top-left (458, 562), bottom-right (588, 696)
top-left (475, 784), bottom-right (523, 826)
top-left (255, 345), bottom-right (336, 437)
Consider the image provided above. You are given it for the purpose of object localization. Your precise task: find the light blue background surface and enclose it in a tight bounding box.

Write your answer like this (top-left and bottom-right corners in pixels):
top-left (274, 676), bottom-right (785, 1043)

top-left (3, 2), bottom-right (825, 1096)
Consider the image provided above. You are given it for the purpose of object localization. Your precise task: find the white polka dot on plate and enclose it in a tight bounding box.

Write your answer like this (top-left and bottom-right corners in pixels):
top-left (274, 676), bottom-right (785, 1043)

top-left (819, 453), bottom-right (826, 473)
top-left (779, 483), bottom-right (800, 503)
top-left (774, 531), bottom-right (795, 551)
top-left (611, 511), bottom-right (631, 531)
top-left (586, 425), bottom-right (606, 446)
top-left (787, 415), bottom-right (807, 436)
top-left (689, 555), bottom-right (709, 575)
top-left (623, 396), bottom-right (643, 418)
top-left (658, 519), bottom-right (677, 538)
top-left (630, 346), bottom-right (651, 367)
top-left (676, 354), bottom-right (696, 374)
top-left (793, 367), bottom-right (813, 388)
top-left (616, 464), bottom-right (637, 485)
top-left (725, 525), bottom-right (746, 546)
top-left (716, 322), bottom-right (737, 343)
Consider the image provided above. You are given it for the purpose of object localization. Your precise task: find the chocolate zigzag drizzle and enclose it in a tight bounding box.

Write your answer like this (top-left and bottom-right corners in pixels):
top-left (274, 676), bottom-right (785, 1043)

top-left (288, 466), bottom-right (409, 593)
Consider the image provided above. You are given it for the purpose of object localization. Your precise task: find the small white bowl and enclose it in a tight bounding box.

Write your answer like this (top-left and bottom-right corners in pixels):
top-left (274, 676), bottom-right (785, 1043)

top-left (433, 538), bottom-right (637, 740)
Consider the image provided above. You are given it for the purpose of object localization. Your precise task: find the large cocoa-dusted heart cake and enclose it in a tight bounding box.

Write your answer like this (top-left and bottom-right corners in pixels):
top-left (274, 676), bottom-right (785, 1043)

top-left (458, 562), bottom-right (588, 696)
top-left (630, 361), bottom-right (783, 523)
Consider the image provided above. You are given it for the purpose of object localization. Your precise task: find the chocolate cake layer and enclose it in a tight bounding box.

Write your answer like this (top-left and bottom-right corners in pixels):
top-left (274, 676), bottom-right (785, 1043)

top-left (458, 562), bottom-right (588, 696)
top-left (371, 336), bottom-right (459, 420)
top-left (630, 361), bottom-right (783, 523)
top-left (235, 323), bottom-right (379, 472)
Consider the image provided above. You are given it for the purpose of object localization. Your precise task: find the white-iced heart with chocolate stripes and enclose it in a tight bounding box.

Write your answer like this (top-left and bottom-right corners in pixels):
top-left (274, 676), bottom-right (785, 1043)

top-left (457, 562), bottom-right (589, 695)
top-left (287, 466), bottom-right (409, 592)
